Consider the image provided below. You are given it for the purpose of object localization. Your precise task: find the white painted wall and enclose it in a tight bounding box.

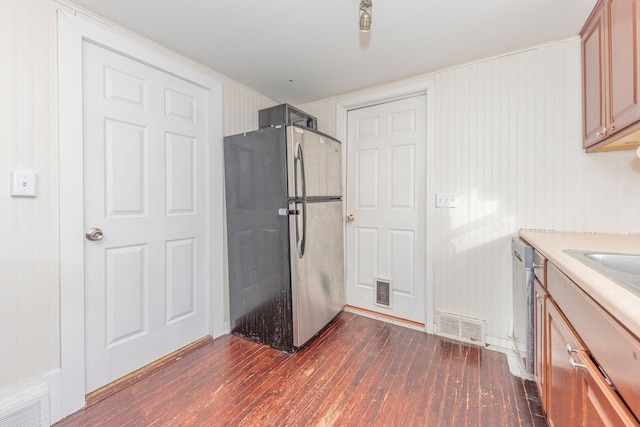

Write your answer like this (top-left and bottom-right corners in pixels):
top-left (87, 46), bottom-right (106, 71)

top-left (0, 0), bottom-right (60, 390)
top-left (0, 0), bottom-right (274, 420)
top-left (300, 38), bottom-right (640, 344)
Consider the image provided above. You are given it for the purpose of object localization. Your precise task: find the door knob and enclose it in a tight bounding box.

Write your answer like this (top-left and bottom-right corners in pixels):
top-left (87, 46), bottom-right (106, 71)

top-left (85, 227), bottom-right (104, 241)
top-left (346, 214), bottom-right (355, 222)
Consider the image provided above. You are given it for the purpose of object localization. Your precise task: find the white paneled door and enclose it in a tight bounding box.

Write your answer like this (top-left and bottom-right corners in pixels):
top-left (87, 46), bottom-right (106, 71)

top-left (83, 42), bottom-right (210, 392)
top-left (346, 96), bottom-right (426, 323)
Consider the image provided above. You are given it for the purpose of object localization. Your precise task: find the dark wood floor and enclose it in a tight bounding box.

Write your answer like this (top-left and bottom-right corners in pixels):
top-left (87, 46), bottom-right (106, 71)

top-left (55, 311), bottom-right (547, 426)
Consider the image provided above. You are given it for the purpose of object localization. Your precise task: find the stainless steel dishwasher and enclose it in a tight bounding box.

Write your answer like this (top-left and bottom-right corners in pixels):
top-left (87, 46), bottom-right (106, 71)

top-left (511, 236), bottom-right (534, 374)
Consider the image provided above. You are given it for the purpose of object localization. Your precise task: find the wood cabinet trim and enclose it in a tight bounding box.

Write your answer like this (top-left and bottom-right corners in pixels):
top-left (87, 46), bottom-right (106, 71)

top-left (580, 0), bottom-right (606, 34)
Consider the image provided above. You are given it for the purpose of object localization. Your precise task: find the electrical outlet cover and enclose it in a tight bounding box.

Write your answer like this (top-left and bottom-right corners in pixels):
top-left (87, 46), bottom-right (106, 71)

top-left (435, 192), bottom-right (458, 208)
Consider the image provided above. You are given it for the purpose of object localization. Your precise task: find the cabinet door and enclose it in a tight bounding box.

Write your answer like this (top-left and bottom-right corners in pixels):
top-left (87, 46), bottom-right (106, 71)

top-left (607, 0), bottom-right (640, 133)
top-left (582, 2), bottom-right (607, 148)
top-left (546, 301), bottom-right (582, 427)
top-left (548, 261), bottom-right (640, 418)
top-left (534, 279), bottom-right (547, 409)
top-left (574, 350), bottom-right (639, 427)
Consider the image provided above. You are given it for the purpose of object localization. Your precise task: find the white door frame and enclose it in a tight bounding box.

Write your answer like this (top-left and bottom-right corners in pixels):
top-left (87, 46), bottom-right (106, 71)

top-left (336, 79), bottom-right (435, 334)
top-left (58, 10), bottom-right (225, 417)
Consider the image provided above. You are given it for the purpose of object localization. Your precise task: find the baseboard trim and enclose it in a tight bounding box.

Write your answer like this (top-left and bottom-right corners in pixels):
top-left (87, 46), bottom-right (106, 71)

top-left (345, 306), bottom-right (425, 331)
top-left (86, 336), bottom-right (213, 407)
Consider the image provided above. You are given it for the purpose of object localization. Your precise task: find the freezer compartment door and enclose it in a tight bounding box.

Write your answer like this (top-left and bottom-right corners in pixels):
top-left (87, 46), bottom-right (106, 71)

top-left (290, 200), bottom-right (345, 348)
top-left (287, 126), bottom-right (342, 199)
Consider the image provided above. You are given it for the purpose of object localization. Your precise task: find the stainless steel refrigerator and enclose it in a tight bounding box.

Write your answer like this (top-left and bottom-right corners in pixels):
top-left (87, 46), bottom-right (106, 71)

top-left (224, 124), bottom-right (344, 352)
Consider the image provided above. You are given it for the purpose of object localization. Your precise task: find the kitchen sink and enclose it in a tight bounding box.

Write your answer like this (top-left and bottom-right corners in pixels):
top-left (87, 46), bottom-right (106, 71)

top-left (564, 250), bottom-right (640, 297)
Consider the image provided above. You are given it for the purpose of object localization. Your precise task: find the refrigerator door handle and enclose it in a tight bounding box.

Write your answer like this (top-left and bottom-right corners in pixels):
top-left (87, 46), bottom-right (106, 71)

top-left (294, 200), bottom-right (306, 258)
top-left (297, 200), bottom-right (306, 258)
top-left (294, 143), bottom-right (307, 199)
top-left (294, 142), bottom-right (307, 258)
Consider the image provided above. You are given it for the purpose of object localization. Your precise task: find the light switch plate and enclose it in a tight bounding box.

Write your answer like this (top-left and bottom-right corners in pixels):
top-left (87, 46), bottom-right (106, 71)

top-left (10, 171), bottom-right (37, 197)
top-left (435, 192), bottom-right (458, 208)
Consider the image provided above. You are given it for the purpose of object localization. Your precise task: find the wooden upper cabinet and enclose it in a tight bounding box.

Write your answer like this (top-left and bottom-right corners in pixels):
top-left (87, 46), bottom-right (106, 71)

top-left (581, 0), bottom-right (640, 152)
top-left (582, 2), bottom-right (607, 148)
top-left (609, 0), bottom-right (640, 133)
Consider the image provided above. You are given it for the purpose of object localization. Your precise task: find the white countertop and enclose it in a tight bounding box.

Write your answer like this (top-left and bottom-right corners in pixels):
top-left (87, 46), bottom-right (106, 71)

top-left (519, 230), bottom-right (640, 340)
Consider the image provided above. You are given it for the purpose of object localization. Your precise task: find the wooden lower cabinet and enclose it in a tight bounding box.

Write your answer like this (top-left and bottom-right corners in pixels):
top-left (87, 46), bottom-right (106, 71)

top-left (537, 267), bottom-right (639, 426)
top-left (574, 349), bottom-right (638, 427)
top-left (546, 300), bottom-right (581, 427)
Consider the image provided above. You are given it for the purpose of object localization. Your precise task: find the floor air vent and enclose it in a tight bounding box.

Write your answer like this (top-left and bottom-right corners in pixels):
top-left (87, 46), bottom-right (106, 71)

top-left (437, 312), bottom-right (486, 346)
top-left (0, 387), bottom-right (49, 427)
top-left (374, 277), bottom-right (392, 308)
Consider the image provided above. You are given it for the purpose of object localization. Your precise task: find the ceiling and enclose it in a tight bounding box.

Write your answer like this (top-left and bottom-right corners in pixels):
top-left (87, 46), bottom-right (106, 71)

top-left (69, 0), bottom-right (597, 104)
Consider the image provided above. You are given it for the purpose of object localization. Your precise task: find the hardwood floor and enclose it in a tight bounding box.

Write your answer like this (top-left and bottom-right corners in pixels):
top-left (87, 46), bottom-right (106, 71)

top-left (55, 312), bottom-right (547, 426)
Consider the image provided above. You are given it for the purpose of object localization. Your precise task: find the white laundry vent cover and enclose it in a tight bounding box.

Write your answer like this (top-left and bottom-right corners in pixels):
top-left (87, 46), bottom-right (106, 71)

top-left (0, 387), bottom-right (49, 427)
top-left (437, 311), bottom-right (486, 346)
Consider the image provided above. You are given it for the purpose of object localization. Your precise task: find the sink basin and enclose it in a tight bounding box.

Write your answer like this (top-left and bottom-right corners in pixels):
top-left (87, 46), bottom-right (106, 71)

top-left (564, 250), bottom-right (640, 297)
top-left (583, 252), bottom-right (640, 275)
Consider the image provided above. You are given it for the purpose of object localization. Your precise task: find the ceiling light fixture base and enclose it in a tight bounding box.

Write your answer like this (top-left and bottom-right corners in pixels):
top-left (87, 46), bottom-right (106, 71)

top-left (359, 0), bottom-right (372, 32)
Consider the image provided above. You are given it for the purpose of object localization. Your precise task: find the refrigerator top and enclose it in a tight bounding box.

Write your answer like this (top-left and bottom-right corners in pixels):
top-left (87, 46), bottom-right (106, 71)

top-left (287, 124), bottom-right (341, 144)
top-left (225, 124), bottom-right (340, 146)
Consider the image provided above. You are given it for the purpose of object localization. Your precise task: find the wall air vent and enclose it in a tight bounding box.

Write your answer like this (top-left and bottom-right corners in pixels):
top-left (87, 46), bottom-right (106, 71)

top-left (0, 387), bottom-right (49, 427)
top-left (436, 311), bottom-right (486, 346)
top-left (374, 277), bottom-right (392, 308)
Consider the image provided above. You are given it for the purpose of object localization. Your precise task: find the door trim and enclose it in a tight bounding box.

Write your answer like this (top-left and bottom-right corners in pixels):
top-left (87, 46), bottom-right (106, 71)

top-left (336, 79), bottom-right (435, 334)
top-left (58, 10), bottom-right (224, 417)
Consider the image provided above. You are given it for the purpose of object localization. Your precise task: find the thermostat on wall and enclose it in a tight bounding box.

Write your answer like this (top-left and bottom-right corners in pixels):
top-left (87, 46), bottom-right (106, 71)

top-left (10, 171), bottom-right (37, 197)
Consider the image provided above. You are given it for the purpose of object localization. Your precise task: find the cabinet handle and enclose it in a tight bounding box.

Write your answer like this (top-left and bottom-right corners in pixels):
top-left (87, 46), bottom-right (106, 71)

top-left (596, 126), bottom-right (616, 138)
top-left (566, 344), bottom-right (579, 355)
top-left (533, 263), bottom-right (544, 269)
top-left (570, 357), bottom-right (587, 370)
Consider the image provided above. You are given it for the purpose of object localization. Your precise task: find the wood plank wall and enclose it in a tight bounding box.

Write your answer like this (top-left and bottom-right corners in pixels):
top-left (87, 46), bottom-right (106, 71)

top-left (0, 0), bottom-right (60, 388)
top-left (300, 38), bottom-right (640, 344)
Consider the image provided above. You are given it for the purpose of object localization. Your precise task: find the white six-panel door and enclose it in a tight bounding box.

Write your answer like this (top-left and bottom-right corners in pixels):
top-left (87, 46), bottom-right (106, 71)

top-left (346, 96), bottom-right (426, 323)
top-left (83, 42), bottom-right (210, 392)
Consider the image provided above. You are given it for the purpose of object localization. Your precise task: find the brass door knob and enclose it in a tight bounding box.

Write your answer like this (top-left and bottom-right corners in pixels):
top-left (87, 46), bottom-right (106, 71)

top-left (346, 214), bottom-right (355, 222)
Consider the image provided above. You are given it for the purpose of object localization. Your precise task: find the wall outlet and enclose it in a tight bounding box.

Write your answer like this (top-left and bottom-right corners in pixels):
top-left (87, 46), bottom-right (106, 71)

top-left (435, 192), bottom-right (458, 208)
